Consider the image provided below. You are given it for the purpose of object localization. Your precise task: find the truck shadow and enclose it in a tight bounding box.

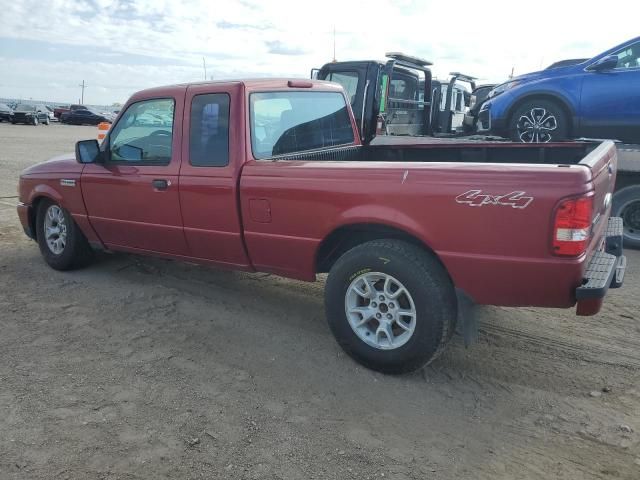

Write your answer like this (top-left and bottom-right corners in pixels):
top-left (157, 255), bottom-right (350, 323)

top-left (84, 251), bottom-right (640, 400)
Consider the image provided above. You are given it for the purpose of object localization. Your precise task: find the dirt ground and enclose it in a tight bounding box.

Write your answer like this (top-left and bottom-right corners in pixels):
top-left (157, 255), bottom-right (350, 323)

top-left (0, 122), bottom-right (639, 479)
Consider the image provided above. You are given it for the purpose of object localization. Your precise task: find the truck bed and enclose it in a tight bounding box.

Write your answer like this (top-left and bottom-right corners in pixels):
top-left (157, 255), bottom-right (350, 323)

top-left (272, 138), bottom-right (598, 166)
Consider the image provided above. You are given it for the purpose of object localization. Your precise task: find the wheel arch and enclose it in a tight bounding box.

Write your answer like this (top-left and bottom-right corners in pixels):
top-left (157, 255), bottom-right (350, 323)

top-left (315, 222), bottom-right (450, 278)
top-left (506, 92), bottom-right (575, 137)
top-left (28, 194), bottom-right (59, 240)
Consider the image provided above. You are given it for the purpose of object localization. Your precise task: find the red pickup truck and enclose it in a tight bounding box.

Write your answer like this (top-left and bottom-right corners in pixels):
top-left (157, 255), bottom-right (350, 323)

top-left (17, 79), bottom-right (626, 373)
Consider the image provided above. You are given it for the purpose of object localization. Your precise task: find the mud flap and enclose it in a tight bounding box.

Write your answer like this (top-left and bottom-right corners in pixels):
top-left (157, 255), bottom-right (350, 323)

top-left (455, 288), bottom-right (478, 347)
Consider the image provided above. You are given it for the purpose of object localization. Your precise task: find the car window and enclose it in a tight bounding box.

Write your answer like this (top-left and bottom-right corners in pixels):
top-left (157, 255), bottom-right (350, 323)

top-left (250, 91), bottom-right (354, 159)
top-left (327, 71), bottom-right (359, 104)
top-left (189, 93), bottom-right (230, 167)
top-left (0, 103), bottom-right (10, 110)
top-left (108, 98), bottom-right (175, 165)
top-left (614, 41), bottom-right (640, 69)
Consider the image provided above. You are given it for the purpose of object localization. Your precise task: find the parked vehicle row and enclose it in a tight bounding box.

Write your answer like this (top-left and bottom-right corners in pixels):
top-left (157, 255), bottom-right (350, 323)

top-left (17, 78), bottom-right (626, 373)
top-left (10, 104), bottom-right (51, 125)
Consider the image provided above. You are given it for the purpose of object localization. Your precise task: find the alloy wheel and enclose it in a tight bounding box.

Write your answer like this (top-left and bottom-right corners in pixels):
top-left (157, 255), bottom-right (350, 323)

top-left (44, 205), bottom-right (67, 255)
top-left (516, 107), bottom-right (558, 142)
top-left (345, 272), bottom-right (417, 350)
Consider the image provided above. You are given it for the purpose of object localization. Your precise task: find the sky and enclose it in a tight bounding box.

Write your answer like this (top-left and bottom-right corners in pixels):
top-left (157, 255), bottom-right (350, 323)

top-left (0, 0), bottom-right (638, 106)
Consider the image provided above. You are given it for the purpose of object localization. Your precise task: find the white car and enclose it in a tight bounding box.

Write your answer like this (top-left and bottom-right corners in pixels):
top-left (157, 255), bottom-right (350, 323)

top-left (45, 106), bottom-right (56, 122)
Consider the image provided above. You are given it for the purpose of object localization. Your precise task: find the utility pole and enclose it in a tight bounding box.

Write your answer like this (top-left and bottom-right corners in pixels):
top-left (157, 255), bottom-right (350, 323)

top-left (203, 57), bottom-right (207, 81)
top-left (332, 26), bottom-right (336, 62)
top-left (79, 80), bottom-right (86, 104)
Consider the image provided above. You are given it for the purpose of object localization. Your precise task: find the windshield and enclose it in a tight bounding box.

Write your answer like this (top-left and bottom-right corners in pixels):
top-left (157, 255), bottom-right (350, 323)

top-left (250, 91), bottom-right (354, 159)
top-left (15, 104), bottom-right (35, 112)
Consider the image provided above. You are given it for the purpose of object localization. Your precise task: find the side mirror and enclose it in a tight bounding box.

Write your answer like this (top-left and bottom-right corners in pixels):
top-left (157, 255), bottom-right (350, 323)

top-left (589, 55), bottom-right (618, 72)
top-left (75, 139), bottom-right (100, 164)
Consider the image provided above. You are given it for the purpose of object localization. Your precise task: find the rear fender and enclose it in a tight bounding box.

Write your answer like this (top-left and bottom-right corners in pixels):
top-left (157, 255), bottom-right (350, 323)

top-left (335, 204), bottom-right (436, 249)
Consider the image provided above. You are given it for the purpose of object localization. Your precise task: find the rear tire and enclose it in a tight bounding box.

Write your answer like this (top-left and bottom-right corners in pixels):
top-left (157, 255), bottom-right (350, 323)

top-left (612, 185), bottom-right (640, 249)
top-left (36, 200), bottom-right (94, 270)
top-left (509, 99), bottom-right (568, 142)
top-left (325, 239), bottom-right (457, 374)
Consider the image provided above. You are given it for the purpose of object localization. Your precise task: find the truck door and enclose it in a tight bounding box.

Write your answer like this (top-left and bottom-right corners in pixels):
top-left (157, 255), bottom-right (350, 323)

top-left (81, 94), bottom-right (189, 255)
top-left (178, 83), bottom-right (252, 268)
top-left (580, 40), bottom-right (640, 142)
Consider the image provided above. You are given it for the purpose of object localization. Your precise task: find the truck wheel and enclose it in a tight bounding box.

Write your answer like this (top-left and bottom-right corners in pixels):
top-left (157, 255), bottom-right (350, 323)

top-left (509, 99), bottom-right (568, 142)
top-left (325, 240), bottom-right (457, 374)
top-left (612, 185), bottom-right (640, 249)
top-left (36, 200), bottom-right (93, 270)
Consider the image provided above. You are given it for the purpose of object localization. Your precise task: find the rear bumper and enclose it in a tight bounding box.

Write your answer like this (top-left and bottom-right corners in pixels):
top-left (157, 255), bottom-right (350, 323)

top-left (575, 217), bottom-right (626, 315)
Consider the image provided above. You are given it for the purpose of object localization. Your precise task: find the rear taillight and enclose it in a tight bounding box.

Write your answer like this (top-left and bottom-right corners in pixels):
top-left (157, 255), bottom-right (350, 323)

top-left (552, 196), bottom-right (593, 256)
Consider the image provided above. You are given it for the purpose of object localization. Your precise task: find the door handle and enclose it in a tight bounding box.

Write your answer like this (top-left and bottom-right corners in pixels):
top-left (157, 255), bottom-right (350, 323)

top-left (152, 179), bottom-right (170, 190)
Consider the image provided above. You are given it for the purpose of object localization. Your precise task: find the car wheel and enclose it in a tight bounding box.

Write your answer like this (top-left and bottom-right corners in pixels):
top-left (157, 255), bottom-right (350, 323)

top-left (324, 239), bottom-right (457, 374)
top-left (32, 116), bottom-right (39, 126)
top-left (509, 99), bottom-right (568, 142)
top-left (612, 185), bottom-right (640, 249)
top-left (36, 200), bottom-right (94, 270)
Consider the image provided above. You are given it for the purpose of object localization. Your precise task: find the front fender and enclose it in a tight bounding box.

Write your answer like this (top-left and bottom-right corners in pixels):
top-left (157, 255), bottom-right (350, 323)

top-left (19, 176), bottom-right (104, 248)
top-left (28, 183), bottom-right (66, 207)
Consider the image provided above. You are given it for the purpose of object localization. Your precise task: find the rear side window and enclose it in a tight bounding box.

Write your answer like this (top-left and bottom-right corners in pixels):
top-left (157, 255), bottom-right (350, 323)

top-left (250, 91), bottom-right (354, 159)
top-left (189, 93), bottom-right (230, 167)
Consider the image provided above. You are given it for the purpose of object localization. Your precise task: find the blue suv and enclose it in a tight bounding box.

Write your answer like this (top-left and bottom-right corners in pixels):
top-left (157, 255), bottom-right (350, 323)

top-left (479, 37), bottom-right (640, 143)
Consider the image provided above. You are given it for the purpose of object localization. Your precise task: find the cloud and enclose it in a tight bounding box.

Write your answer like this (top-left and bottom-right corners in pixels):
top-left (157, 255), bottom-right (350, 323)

top-left (265, 40), bottom-right (308, 56)
top-left (217, 20), bottom-right (271, 30)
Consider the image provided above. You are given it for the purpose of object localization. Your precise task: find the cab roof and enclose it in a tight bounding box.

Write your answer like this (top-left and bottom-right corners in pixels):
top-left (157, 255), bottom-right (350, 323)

top-left (130, 78), bottom-right (344, 100)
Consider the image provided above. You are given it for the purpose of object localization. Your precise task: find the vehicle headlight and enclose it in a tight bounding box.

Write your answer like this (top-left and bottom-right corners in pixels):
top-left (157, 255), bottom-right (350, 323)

top-left (488, 80), bottom-right (522, 99)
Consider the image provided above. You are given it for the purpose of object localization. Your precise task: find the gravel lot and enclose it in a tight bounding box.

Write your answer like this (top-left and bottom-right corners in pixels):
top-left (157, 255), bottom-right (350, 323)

top-left (0, 122), bottom-right (639, 479)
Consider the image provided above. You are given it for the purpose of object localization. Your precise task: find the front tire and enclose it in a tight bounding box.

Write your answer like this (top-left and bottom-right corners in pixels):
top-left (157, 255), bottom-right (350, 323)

top-left (325, 240), bottom-right (457, 374)
top-left (32, 116), bottom-right (39, 126)
top-left (509, 99), bottom-right (568, 142)
top-left (612, 185), bottom-right (640, 249)
top-left (36, 200), bottom-right (93, 270)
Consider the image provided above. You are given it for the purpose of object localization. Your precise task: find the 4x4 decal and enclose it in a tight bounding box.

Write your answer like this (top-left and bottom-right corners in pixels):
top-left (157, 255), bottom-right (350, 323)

top-left (455, 190), bottom-right (534, 209)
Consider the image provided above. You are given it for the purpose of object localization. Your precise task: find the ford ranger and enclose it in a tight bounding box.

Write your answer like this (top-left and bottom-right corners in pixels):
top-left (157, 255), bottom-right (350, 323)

top-left (17, 78), bottom-right (627, 373)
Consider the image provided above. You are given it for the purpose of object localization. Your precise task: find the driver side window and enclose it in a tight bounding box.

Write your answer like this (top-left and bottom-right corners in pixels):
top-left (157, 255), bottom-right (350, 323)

top-left (108, 98), bottom-right (175, 165)
top-left (614, 41), bottom-right (640, 70)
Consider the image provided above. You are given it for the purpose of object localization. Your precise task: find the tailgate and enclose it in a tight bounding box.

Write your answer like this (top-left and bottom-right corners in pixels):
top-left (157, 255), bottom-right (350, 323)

top-left (580, 141), bottom-right (618, 254)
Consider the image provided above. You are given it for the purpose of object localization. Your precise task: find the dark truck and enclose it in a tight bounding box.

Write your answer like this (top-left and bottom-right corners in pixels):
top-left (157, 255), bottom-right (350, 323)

top-left (313, 54), bottom-right (483, 139)
top-left (18, 78), bottom-right (626, 373)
